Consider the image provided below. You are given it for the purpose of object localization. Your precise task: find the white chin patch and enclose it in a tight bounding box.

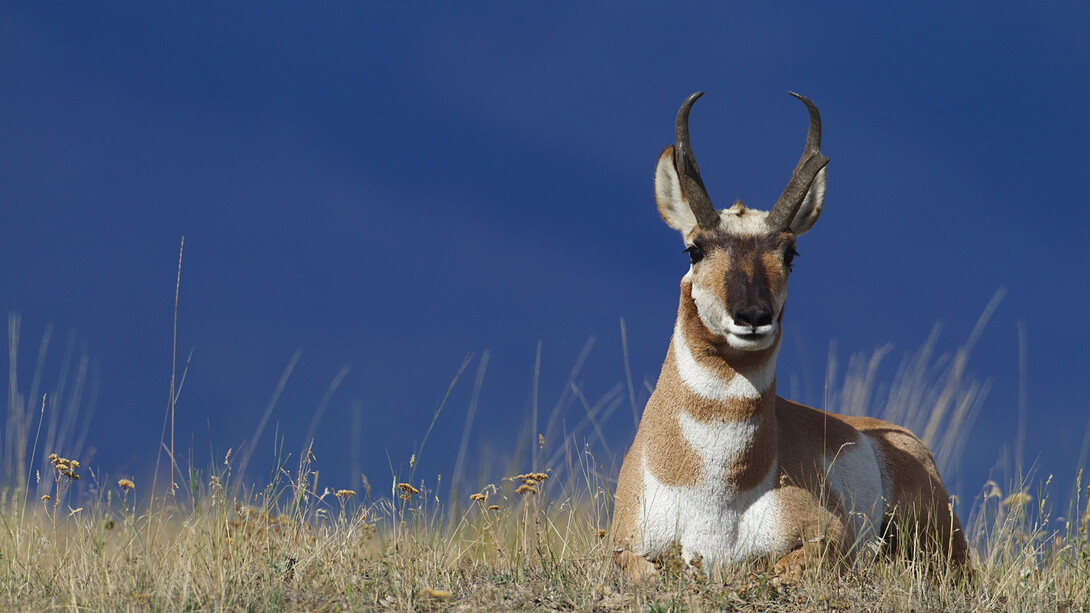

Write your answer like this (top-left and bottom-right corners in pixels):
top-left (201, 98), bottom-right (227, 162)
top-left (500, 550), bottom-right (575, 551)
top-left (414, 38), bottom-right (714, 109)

top-left (724, 322), bottom-right (778, 351)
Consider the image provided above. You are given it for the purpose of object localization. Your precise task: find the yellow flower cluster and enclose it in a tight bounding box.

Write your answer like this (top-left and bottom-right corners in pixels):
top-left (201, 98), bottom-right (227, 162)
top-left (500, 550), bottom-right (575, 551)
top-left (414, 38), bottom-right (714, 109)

top-left (49, 453), bottom-right (79, 481)
top-left (514, 472), bottom-right (548, 495)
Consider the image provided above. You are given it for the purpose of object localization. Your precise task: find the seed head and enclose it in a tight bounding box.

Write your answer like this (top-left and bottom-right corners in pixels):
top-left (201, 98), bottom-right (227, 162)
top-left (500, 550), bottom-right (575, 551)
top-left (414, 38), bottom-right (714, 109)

top-left (118, 479), bottom-right (135, 490)
top-left (1003, 491), bottom-right (1033, 509)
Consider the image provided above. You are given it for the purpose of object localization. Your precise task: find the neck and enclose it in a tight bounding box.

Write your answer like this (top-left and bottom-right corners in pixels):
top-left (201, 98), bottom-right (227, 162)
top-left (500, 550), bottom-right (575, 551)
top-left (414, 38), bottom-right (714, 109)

top-left (669, 317), bottom-right (780, 420)
top-left (670, 282), bottom-right (781, 420)
top-left (646, 287), bottom-right (782, 491)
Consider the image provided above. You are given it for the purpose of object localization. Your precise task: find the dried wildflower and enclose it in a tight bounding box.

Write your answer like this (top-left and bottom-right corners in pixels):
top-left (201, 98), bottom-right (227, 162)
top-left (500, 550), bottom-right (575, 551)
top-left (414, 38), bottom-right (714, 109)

top-left (487, 505), bottom-right (499, 511)
top-left (1003, 491), bottom-right (1033, 509)
top-left (49, 453), bottom-right (79, 481)
top-left (515, 484), bottom-right (538, 495)
top-left (397, 483), bottom-right (419, 498)
top-left (41, 495), bottom-right (51, 502)
top-left (596, 529), bottom-right (607, 540)
top-left (469, 493), bottom-right (486, 502)
top-left (118, 478), bottom-right (135, 491)
top-left (335, 489), bottom-right (356, 500)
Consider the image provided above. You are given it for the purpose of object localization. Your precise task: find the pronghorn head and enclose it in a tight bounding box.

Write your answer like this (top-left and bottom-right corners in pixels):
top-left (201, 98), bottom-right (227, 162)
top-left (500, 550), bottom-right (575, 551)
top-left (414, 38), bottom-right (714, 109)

top-left (655, 92), bottom-right (829, 353)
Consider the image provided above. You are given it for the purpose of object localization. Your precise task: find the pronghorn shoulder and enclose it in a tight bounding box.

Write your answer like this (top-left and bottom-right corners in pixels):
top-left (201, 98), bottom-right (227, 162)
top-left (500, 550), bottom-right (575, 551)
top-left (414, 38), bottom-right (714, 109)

top-left (773, 396), bottom-right (860, 452)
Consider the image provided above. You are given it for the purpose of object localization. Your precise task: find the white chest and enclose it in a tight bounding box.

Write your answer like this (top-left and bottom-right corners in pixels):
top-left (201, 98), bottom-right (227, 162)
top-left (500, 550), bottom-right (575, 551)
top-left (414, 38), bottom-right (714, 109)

top-left (636, 413), bottom-right (890, 567)
top-left (637, 413), bottom-right (789, 566)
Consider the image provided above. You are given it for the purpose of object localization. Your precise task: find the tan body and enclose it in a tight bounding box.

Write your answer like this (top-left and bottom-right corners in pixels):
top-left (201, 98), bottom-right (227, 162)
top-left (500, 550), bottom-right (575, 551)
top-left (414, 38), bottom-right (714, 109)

top-left (612, 277), bottom-right (968, 576)
top-left (612, 92), bottom-right (967, 578)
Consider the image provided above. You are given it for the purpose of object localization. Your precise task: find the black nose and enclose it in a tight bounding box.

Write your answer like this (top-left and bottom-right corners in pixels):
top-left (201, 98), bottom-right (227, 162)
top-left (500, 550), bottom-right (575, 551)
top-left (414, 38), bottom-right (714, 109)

top-left (731, 305), bottom-right (773, 328)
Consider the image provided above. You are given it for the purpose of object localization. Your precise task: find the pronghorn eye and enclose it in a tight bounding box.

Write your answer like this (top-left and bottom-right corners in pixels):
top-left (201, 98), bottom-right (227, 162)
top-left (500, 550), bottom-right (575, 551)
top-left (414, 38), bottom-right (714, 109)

top-left (784, 247), bottom-right (799, 271)
top-left (684, 244), bottom-right (705, 265)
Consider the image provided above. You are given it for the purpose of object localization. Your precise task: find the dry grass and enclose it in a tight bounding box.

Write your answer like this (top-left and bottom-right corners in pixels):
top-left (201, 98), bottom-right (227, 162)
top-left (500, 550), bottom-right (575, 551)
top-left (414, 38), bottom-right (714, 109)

top-left (2, 309), bottom-right (1089, 611)
top-left (1, 452), bottom-right (1087, 611)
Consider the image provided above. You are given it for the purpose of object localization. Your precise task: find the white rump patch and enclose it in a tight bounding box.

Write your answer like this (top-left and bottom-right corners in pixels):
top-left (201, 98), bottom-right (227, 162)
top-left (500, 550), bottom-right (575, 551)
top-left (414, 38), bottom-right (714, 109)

top-left (823, 431), bottom-right (887, 548)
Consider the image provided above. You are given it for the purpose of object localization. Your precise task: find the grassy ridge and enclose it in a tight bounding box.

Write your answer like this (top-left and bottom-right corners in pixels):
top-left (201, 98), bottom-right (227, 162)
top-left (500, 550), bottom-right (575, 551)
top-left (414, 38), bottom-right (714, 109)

top-left (2, 308), bottom-right (1089, 611)
top-left (2, 449), bottom-right (1088, 610)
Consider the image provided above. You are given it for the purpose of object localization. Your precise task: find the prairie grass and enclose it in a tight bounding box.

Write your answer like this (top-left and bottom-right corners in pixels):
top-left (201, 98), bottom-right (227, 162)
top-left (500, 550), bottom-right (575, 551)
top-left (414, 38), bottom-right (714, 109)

top-left (2, 309), bottom-right (1088, 611)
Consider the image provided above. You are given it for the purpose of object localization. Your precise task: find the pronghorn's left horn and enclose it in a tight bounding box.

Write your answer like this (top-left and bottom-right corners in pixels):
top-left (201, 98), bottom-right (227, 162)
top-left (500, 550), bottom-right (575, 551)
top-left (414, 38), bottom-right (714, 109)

top-left (674, 92), bottom-right (720, 229)
top-left (766, 92), bottom-right (830, 232)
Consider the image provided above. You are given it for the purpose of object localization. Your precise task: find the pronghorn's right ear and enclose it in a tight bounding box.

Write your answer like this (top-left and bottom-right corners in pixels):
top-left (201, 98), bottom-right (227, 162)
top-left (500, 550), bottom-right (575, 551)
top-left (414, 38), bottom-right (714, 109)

top-left (789, 166), bottom-right (826, 235)
top-left (655, 146), bottom-right (699, 236)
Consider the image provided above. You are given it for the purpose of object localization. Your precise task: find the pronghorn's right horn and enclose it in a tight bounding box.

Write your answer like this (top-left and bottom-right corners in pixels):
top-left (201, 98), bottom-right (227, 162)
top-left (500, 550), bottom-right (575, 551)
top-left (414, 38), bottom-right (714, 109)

top-left (673, 92), bottom-right (720, 230)
top-left (766, 92), bottom-right (830, 232)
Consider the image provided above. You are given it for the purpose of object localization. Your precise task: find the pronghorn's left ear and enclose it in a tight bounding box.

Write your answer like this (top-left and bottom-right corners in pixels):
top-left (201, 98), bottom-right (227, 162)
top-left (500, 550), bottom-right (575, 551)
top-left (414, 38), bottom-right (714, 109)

top-left (789, 166), bottom-right (825, 235)
top-left (654, 145), bottom-right (699, 236)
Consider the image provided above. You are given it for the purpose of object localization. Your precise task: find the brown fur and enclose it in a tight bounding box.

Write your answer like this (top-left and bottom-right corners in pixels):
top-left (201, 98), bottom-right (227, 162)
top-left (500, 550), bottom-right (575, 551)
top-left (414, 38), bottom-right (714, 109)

top-left (613, 240), bottom-right (969, 581)
top-left (616, 102), bottom-right (967, 580)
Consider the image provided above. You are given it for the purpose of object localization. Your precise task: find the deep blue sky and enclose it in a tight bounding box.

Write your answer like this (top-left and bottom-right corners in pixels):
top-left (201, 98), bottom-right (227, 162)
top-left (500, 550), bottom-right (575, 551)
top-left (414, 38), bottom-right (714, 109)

top-left (2, 3), bottom-right (1087, 508)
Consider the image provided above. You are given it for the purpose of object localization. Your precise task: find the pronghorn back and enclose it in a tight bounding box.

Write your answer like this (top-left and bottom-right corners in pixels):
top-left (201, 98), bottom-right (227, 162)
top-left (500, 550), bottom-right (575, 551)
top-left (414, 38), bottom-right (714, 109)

top-left (612, 92), bottom-right (967, 579)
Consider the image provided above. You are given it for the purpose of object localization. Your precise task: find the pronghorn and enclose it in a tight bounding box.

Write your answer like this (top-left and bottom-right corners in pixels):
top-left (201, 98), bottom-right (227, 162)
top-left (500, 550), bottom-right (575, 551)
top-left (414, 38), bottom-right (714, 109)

top-left (612, 92), bottom-right (968, 579)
